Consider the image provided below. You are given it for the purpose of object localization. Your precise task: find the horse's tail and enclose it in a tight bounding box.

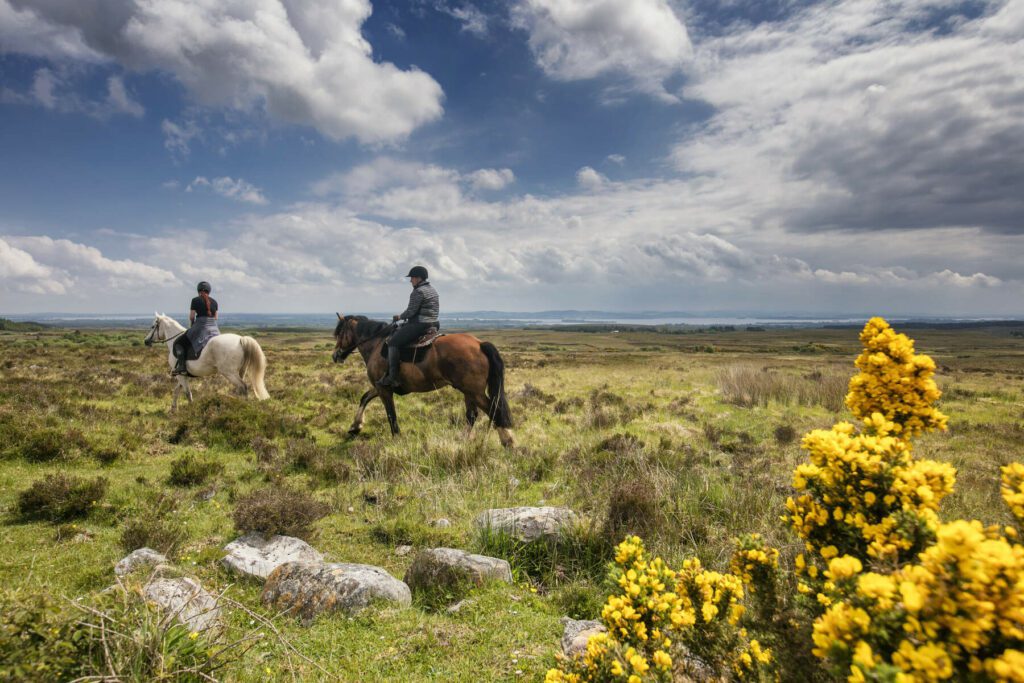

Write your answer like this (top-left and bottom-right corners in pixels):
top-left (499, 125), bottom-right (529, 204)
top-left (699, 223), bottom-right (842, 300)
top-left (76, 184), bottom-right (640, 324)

top-left (239, 337), bottom-right (270, 400)
top-left (480, 341), bottom-right (513, 428)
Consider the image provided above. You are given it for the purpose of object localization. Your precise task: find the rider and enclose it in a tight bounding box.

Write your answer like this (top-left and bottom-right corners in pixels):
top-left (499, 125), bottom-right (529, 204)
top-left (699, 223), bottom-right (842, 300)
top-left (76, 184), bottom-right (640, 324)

top-left (173, 281), bottom-right (221, 375)
top-left (378, 266), bottom-right (439, 389)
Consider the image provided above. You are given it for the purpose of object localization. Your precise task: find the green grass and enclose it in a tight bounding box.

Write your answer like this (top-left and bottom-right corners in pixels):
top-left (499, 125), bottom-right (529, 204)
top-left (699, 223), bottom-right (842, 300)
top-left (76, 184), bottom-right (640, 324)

top-left (1, 323), bottom-right (1022, 680)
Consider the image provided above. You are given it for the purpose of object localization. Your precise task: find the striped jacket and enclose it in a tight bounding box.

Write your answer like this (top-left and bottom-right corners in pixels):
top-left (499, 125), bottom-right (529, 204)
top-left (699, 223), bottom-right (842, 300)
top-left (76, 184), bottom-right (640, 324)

top-left (399, 281), bottom-right (439, 324)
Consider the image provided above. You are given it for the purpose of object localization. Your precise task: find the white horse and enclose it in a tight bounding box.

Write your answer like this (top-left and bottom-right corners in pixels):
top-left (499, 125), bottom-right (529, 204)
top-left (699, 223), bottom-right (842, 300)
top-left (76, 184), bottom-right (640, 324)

top-left (144, 313), bottom-right (270, 411)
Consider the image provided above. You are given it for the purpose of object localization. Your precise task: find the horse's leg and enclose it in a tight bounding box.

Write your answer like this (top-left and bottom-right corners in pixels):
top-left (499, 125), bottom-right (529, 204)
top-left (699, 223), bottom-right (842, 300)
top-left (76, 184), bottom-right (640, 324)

top-left (463, 394), bottom-right (479, 435)
top-left (172, 379), bottom-right (182, 412)
top-left (183, 377), bottom-right (194, 403)
top-left (379, 390), bottom-right (401, 436)
top-left (348, 388), bottom-right (379, 437)
top-left (470, 391), bottom-right (515, 449)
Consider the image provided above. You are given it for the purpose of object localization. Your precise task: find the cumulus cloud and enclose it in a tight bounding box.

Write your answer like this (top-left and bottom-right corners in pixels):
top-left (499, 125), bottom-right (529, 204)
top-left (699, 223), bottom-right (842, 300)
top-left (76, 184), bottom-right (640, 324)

top-left (2, 67), bottom-right (144, 118)
top-left (575, 166), bottom-right (608, 190)
top-left (467, 168), bottom-right (515, 191)
top-left (0, 0), bottom-right (444, 143)
top-left (0, 235), bottom-right (177, 300)
top-left (675, 0), bottom-right (1024, 235)
top-left (435, 2), bottom-right (489, 36)
top-left (511, 0), bottom-right (692, 100)
top-left (187, 177), bottom-right (269, 205)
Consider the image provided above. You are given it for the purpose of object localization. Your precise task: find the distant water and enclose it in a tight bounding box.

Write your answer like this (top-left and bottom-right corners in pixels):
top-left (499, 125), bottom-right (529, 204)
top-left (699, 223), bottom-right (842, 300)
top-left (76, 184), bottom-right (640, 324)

top-left (4, 312), bottom-right (1019, 329)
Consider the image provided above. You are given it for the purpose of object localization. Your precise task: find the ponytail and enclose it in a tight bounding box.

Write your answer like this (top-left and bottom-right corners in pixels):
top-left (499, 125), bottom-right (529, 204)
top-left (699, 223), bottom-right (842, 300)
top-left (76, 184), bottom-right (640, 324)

top-left (199, 290), bottom-right (212, 316)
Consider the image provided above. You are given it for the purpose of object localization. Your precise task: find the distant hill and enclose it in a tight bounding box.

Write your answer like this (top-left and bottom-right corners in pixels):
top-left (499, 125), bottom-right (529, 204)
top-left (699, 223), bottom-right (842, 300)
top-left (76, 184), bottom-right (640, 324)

top-left (0, 318), bottom-right (47, 331)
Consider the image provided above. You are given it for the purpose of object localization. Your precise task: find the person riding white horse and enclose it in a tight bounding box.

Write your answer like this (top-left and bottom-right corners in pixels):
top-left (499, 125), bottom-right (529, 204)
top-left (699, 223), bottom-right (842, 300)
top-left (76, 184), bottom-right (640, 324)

top-left (173, 281), bottom-right (220, 376)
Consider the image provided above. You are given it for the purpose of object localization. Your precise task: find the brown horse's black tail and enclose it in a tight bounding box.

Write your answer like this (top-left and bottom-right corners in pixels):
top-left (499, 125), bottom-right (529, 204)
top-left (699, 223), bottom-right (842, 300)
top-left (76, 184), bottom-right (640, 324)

top-left (480, 341), bottom-right (513, 428)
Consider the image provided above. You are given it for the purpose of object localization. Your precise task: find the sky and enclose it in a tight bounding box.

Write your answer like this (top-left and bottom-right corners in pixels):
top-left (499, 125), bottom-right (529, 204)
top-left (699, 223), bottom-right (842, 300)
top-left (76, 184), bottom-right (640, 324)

top-left (0, 0), bottom-right (1022, 317)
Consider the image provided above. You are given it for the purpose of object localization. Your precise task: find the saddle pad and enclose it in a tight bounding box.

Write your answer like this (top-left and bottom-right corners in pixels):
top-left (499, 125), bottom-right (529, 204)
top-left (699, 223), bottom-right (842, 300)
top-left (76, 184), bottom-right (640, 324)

top-left (413, 328), bottom-right (442, 348)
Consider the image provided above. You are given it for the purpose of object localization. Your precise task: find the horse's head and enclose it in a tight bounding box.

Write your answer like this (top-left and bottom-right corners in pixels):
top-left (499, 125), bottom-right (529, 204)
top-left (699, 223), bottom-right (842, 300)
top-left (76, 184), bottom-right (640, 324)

top-left (144, 312), bottom-right (161, 347)
top-left (332, 312), bottom-right (357, 363)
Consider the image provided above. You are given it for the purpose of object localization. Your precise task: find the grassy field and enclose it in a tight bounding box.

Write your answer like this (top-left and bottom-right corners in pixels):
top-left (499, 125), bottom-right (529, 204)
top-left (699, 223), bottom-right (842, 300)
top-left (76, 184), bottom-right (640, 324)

top-left (1, 322), bottom-right (1022, 681)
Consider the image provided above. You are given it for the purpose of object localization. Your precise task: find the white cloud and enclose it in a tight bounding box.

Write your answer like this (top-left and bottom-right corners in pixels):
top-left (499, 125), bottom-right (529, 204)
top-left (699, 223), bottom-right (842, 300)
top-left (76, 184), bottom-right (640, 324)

top-left (435, 2), bottom-right (489, 36)
top-left (187, 177), bottom-right (269, 205)
top-left (161, 118), bottom-right (201, 158)
top-left (0, 0), bottom-right (444, 143)
top-left (576, 166), bottom-right (608, 190)
top-left (1, 235), bottom-right (177, 299)
top-left (467, 168), bottom-right (515, 191)
top-left (2, 67), bottom-right (144, 118)
top-left (511, 0), bottom-right (692, 100)
top-left (606, 154), bottom-right (625, 165)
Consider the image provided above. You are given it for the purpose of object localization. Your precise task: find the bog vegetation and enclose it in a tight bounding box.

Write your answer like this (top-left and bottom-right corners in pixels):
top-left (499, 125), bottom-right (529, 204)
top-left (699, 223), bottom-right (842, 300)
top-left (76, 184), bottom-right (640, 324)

top-left (0, 321), bottom-right (1022, 681)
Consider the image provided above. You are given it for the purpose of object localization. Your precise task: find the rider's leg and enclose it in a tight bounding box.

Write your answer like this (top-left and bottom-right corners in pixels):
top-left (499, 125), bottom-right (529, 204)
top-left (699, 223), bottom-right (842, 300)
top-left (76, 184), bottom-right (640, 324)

top-left (172, 338), bottom-right (189, 375)
top-left (378, 322), bottom-right (429, 388)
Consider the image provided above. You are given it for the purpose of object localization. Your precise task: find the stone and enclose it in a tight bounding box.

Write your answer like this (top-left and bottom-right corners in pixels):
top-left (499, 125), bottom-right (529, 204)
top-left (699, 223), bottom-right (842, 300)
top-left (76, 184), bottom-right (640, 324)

top-left (222, 532), bottom-right (323, 581)
top-left (144, 577), bottom-right (221, 633)
top-left (474, 506), bottom-right (578, 542)
top-left (262, 562), bottom-right (411, 625)
top-left (395, 545), bottom-right (413, 556)
top-left (446, 598), bottom-right (475, 614)
top-left (115, 548), bottom-right (167, 577)
top-left (430, 518), bottom-right (451, 528)
top-left (403, 548), bottom-right (512, 597)
top-left (560, 617), bottom-right (606, 658)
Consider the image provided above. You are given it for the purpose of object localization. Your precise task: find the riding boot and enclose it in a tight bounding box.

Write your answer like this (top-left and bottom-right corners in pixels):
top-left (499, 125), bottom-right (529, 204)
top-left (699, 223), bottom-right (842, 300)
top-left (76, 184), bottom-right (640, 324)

top-left (172, 342), bottom-right (188, 376)
top-left (377, 346), bottom-right (403, 388)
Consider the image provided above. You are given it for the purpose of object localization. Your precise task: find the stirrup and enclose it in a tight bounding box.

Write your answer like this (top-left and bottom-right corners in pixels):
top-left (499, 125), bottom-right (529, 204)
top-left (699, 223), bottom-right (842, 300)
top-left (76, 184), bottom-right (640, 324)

top-left (377, 375), bottom-right (401, 388)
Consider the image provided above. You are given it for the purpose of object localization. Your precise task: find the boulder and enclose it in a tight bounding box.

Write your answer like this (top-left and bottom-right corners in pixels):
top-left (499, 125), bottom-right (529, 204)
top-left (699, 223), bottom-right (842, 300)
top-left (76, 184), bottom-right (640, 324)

top-left (430, 518), bottom-right (451, 529)
top-left (474, 506), bottom-right (578, 542)
top-left (144, 577), bottom-right (221, 633)
top-left (115, 548), bottom-right (167, 577)
top-left (221, 532), bottom-right (322, 581)
top-left (403, 548), bottom-right (512, 597)
top-left (561, 617), bottom-right (606, 658)
top-left (262, 562), bottom-right (411, 625)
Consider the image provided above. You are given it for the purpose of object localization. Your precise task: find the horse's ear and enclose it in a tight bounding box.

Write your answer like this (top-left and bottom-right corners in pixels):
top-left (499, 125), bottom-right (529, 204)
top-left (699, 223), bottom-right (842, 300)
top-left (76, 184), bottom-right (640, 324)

top-left (337, 312), bottom-right (342, 320)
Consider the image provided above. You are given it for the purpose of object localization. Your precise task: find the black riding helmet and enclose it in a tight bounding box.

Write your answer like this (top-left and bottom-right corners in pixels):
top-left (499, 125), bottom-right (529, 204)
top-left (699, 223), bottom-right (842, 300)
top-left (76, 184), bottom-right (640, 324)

top-left (406, 266), bottom-right (428, 279)
top-left (197, 281), bottom-right (212, 293)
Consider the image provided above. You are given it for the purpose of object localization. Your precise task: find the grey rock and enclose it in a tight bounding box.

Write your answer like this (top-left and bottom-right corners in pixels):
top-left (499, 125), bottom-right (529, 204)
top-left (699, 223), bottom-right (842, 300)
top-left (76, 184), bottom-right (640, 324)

top-left (222, 532), bottom-right (323, 581)
top-left (143, 577), bottom-right (221, 633)
top-left (430, 518), bottom-right (451, 528)
top-left (474, 506), bottom-right (578, 542)
top-left (560, 617), bottom-right (606, 658)
top-left (115, 548), bottom-right (167, 577)
top-left (403, 548), bottom-right (512, 597)
top-left (395, 545), bottom-right (413, 556)
top-left (262, 562), bottom-right (411, 625)
top-left (446, 598), bottom-right (476, 614)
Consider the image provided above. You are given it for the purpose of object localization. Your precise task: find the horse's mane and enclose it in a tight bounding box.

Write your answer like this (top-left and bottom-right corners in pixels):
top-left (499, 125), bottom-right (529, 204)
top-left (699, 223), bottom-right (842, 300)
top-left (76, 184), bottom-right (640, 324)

top-left (335, 315), bottom-right (391, 342)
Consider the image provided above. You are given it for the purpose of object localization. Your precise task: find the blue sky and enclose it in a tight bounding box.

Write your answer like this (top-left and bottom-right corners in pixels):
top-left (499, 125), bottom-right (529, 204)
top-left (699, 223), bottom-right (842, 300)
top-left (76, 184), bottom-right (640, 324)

top-left (0, 0), bottom-right (1022, 316)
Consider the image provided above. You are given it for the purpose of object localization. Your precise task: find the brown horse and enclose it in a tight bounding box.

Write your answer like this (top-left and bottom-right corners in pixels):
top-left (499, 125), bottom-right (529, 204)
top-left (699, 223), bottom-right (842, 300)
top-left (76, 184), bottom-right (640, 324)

top-left (331, 314), bottom-right (515, 448)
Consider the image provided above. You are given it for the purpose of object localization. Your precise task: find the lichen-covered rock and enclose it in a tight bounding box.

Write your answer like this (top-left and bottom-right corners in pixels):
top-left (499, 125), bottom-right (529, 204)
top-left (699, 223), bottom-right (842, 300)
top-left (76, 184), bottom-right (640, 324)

top-left (143, 577), bottom-right (221, 633)
top-left (403, 547), bottom-right (512, 597)
top-left (474, 506), bottom-right (578, 542)
top-left (221, 532), bottom-right (322, 581)
top-left (115, 548), bottom-right (167, 577)
top-left (262, 562), bottom-right (411, 625)
top-left (560, 617), bottom-right (606, 657)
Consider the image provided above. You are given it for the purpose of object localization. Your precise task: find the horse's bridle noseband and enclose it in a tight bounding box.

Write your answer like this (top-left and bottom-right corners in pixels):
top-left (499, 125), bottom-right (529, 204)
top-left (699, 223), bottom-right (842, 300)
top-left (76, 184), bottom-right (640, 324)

top-left (145, 320), bottom-right (185, 347)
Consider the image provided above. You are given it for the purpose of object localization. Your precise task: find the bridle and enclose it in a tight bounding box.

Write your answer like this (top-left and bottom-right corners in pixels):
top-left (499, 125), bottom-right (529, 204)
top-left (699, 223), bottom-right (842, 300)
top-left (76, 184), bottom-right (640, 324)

top-left (333, 322), bottom-right (392, 362)
top-left (145, 318), bottom-right (185, 346)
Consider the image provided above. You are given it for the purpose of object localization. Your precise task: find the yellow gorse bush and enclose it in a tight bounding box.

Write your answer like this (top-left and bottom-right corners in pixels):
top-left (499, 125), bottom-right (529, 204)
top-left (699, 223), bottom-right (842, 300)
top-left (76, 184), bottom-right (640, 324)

top-left (546, 536), bottom-right (773, 682)
top-left (549, 318), bottom-right (1024, 682)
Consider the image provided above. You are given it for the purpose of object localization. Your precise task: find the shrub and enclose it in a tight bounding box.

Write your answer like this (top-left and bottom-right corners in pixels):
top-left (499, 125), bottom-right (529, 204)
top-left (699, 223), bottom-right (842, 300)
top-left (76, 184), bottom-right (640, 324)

top-left (0, 587), bottom-right (249, 682)
top-left (232, 485), bottom-right (330, 540)
top-left (15, 474), bottom-right (108, 523)
top-left (119, 491), bottom-right (186, 554)
top-left (478, 521), bottom-right (611, 586)
top-left (286, 438), bottom-right (352, 484)
top-left (171, 395), bottom-right (307, 449)
top-left (603, 477), bottom-right (664, 539)
top-left (773, 423), bottom-right (797, 445)
top-left (167, 453), bottom-right (224, 487)
top-left (13, 427), bottom-right (87, 462)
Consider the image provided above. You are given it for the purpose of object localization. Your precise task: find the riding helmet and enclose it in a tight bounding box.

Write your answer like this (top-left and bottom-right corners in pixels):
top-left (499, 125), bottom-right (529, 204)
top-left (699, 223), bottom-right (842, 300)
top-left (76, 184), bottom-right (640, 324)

top-left (197, 281), bottom-right (212, 293)
top-left (406, 266), bottom-right (429, 279)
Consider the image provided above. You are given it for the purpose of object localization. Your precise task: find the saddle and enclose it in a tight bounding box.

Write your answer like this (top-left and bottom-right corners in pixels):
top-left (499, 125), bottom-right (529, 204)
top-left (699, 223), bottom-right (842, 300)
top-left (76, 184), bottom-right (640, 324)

top-left (381, 327), bottom-right (443, 363)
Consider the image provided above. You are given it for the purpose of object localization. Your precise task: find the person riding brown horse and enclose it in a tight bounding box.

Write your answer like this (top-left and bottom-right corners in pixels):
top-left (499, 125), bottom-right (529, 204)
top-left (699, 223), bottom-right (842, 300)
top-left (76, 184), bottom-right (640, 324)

top-left (378, 265), bottom-right (438, 390)
top-left (332, 312), bottom-right (515, 448)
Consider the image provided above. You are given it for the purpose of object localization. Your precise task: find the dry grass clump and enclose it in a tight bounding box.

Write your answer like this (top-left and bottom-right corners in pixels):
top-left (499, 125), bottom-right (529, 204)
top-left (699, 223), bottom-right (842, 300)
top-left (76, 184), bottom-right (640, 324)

top-left (774, 423), bottom-right (798, 445)
top-left (171, 395), bottom-right (308, 449)
top-left (167, 452), bottom-right (225, 487)
top-left (232, 484), bottom-right (330, 540)
top-left (119, 491), bottom-right (186, 554)
top-left (5, 426), bottom-right (88, 462)
top-left (603, 476), bottom-right (665, 539)
top-left (717, 365), bottom-right (847, 411)
top-left (285, 438), bottom-right (351, 483)
top-left (15, 474), bottom-right (108, 523)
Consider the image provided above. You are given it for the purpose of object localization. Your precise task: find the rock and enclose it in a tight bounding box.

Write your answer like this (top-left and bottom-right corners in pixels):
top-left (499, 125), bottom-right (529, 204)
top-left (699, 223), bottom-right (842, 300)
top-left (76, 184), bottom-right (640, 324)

top-left (144, 577), bottom-right (221, 633)
top-left (560, 617), bottom-right (606, 658)
top-left (474, 507), bottom-right (578, 543)
top-left (222, 533), bottom-right (323, 581)
top-left (262, 562), bottom-right (411, 625)
top-left (446, 598), bottom-right (475, 614)
top-left (430, 518), bottom-right (451, 528)
top-left (403, 548), bottom-right (512, 597)
top-left (115, 548), bottom-right (167, 577)
top-left (395, 545), bottom-right (413, 556)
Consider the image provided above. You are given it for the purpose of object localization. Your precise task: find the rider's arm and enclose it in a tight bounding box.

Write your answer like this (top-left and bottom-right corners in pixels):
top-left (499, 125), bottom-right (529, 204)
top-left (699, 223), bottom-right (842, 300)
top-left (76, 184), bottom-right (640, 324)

top-left (397, 288), bottom-right (423, 321)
